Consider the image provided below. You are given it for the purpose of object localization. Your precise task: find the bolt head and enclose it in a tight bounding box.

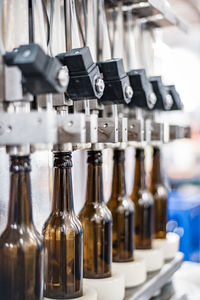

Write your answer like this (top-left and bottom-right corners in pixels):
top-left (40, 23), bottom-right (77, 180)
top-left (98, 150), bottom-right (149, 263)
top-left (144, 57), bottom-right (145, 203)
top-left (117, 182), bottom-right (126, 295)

top-left (149, 92), bottom-right (157, 107)
top-left (23, 49), bottom-right (31, 57)
top-left (125, 85), bottom-right (133, 99)
top-left (95, 77), bottom-right (105, 94)
top-left (57, 66), bottom-right (69, 88)
top-left (165, 94), bottom-right (173, 110)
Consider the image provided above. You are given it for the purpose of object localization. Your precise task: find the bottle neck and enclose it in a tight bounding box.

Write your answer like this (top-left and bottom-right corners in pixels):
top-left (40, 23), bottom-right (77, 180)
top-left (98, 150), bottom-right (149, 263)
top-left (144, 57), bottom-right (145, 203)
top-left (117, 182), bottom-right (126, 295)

top-left (8, 155), bottom-right (33, 227)
top-left (86, 151), bottom-right (104, 204)
top-left (111, 149), bottom-right (126, 198)
top-left (151, 147), bottom-right (162, 185)
top-left (52, 152), bottom-right (74, 213)
top-left (133, 148), bottom-right (146, 191)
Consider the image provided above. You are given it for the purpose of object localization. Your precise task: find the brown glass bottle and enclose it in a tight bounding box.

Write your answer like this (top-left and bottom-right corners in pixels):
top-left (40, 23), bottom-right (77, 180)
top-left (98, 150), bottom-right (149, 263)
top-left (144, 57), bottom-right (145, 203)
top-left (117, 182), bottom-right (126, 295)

top-left (150, 147), bottom-right (168, 239)
top-left (43, 152), bottom-right (83, 299)
top-left (130, 148), bottom-right (154, 250)
top-left (0, 155), bottom-right (44, 300)
top-left (79, 150), bottom-right (112, 279)
top-left (107, 149), bottom-right (134, 262)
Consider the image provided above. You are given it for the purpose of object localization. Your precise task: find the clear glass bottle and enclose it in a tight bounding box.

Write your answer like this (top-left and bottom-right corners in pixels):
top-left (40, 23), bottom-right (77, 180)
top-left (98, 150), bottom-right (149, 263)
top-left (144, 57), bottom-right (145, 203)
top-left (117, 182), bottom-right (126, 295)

top-left (79, 150), bottom-right (112, 278)
top-left (107, 149), bottom-right (134, 262)
top-left (43, 152), bottom-right (83, 299)
top-left (0, 155), bottom-right (44, 300)
top-left (130, 148), bottom-right (154, 249)
top-left (150, 147), bottom-right (168, 239)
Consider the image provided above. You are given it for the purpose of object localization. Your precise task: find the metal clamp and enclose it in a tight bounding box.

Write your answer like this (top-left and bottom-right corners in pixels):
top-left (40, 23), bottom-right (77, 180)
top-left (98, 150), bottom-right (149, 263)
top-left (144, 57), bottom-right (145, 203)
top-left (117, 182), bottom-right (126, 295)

top-left (169, 125), bottom-right (184, 141)
top-left (98, 117), bottom-right (119, 143)
top-left (57, 113), bottom-right (86, 144)
top-left (146, 119), bottom-right (164, 143)
top-left (0, 111), bottom-right (57, 145)
top-left (128, 119), bottom-right (144, 142)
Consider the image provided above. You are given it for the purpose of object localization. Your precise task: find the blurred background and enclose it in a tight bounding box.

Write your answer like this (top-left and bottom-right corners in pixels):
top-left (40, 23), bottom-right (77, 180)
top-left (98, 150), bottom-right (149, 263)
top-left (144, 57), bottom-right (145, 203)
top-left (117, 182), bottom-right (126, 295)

top-left (149, 2), bottom-right (200, 297)
top-left (160, 0), bottom-right (200, 265)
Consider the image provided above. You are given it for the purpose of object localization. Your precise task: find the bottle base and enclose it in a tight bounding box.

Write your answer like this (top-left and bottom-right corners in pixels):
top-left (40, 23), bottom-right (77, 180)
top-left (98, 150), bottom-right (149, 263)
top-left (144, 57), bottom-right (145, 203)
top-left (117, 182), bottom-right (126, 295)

top-left (83, 272), bottom-right (125, 300)
top-left (135, 246), bottom-right (164, 272)
top-left (112, 256), bottom-right (146, 288)
top-left (152, 232), bottom-right (180, 261)
top-left (44, 286), bottom-right (97, 300)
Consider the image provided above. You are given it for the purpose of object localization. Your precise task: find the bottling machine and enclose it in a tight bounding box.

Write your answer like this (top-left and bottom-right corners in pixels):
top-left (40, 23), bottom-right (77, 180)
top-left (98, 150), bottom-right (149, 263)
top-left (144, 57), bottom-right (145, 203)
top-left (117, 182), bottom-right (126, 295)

top-left (0, 1), bottom-right (190, 300)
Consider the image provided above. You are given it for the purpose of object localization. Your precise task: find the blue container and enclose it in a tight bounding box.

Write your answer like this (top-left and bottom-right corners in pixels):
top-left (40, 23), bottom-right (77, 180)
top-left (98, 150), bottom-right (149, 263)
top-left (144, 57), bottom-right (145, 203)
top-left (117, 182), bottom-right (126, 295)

top-left (167, 188), bottom-right (200, 262)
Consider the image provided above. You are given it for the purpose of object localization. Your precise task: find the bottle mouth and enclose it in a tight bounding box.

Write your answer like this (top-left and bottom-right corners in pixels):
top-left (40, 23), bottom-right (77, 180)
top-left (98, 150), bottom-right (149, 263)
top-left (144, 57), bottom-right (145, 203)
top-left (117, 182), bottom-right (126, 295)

top-left (53, 152), bottom-right (73, 168)
top-left (87, 150), bottom-right (102, 164)
top-left (135, 148), bottom-right (145, 159)
top-left (153, 147), bottom-right (160, 155)
top-left (113, 149), bottom-right (125, 161)
top-left (10, 155), bottom-right (31, 173)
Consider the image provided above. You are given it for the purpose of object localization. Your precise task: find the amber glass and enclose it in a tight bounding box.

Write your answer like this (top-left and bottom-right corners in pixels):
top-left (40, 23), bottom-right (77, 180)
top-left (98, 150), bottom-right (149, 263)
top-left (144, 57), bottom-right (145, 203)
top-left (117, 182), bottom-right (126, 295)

top-left (79, 150), bottom-right (112, 279)
top-left (0, 155), bottom-right (44, 300)
top-left (107, 149), bottom-right (134, 262)
top-left (130, 148), bottom-right (154, 250)
top-left (43, 152), bottom-right (83, 299)
top-left (150, 147), bottom-right (168, 239)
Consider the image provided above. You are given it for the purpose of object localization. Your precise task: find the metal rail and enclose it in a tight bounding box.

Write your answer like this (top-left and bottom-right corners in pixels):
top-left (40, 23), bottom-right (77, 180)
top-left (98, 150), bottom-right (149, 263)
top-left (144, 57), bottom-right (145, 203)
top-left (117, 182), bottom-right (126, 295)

top-left (125, 252), bottom-right (184, 300)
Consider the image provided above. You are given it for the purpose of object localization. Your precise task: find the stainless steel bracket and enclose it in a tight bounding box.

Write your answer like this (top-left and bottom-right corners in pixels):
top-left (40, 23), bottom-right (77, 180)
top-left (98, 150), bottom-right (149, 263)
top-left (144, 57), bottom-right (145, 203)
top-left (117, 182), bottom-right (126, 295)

top-left (0, 111), bottom-right (57, 145)
top-left (169, 125), bottom-right (184, 141)
top-left (98, 117), bottom-right (119, 143)
top-left (57, 113), bottom-right (86, 144)
top-left (184, 126), bottom-right (191, 139)
top-left (0, 111), bottom-right (87, 145)
top-left (128, 119), bottom-right (144, 142)
top-left (37, 94), bottom-right (73, 108)
top-left (145, 119), bottom-right (164, 143)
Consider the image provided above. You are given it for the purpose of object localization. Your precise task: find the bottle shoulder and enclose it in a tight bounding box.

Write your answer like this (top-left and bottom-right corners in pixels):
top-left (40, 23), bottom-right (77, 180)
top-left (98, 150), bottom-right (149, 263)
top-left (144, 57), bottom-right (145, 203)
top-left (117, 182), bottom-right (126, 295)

top-left (151, 184), bottom-right (168, 198)
top-left (108, 194), bottom-right (134, 213)
top-left (43, 211), bottom-right (83, 235)
top-left (132, 189), bottom-right (154, 206)
top-left (0, 224), bottom-right (43, 250)
top-left (79, 202), bottom-right (112, 223)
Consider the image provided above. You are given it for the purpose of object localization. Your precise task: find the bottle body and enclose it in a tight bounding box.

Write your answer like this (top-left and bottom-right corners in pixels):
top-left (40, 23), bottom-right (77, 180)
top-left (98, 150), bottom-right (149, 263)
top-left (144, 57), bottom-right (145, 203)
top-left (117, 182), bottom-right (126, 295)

top-left (130, 148), bottom-right (154, 250)
top-left (0, 227), bottom-right (44, 300)
top-left (43, 152), bottom-right (83, 299)
top-left (150, 147), bottom-right (168, 239)
top-left (132, 189), bottom-right (154, 249)
top-left (79, 150), bottom-right (112, 279)
top-left (0, 155), bottom-right (44, 300)
top-left (107, 149), bottom-right (134, 262)
top-left (79, 202), bottom-right (112, 278)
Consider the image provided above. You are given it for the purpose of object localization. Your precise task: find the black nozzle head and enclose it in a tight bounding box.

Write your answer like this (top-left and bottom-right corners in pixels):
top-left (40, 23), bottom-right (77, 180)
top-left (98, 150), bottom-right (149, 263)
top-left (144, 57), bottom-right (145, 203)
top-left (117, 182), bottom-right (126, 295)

top-left (128, 69), bottom-right (156, 110)
top-left (56, 47), bottom-right (94, 75)
top-left (97, 58), bottom-right (126, 81)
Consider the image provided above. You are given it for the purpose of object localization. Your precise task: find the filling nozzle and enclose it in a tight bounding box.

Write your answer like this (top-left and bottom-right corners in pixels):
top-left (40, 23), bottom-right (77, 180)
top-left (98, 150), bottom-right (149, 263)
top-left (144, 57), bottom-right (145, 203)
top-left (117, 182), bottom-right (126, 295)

top-left (103, 3), bottom-right (152, 145)
top-left (96, 0), bottom-right (137, 145)
top-left (56, 46), bottom-right (106, 146)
